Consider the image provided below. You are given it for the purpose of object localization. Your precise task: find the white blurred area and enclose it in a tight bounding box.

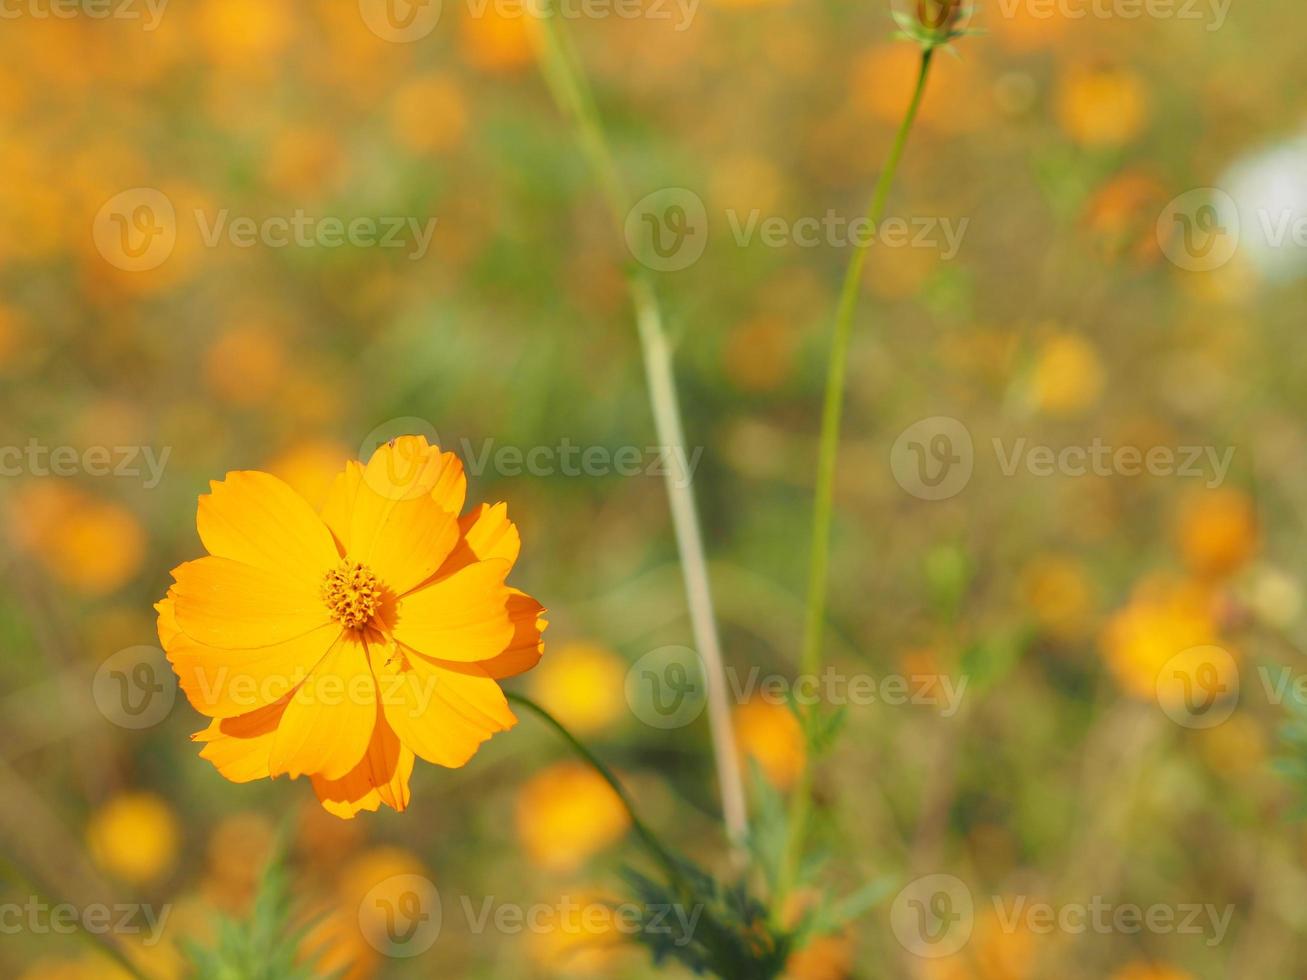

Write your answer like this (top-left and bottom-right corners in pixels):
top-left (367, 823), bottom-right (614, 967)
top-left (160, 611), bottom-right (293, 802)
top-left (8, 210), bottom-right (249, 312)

top-left (1220, 134), bottom-right (1307, 281)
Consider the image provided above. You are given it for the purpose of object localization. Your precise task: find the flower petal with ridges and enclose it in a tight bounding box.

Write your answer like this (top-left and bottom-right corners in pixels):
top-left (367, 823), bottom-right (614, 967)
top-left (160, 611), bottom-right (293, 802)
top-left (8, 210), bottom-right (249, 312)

top-left (370, 636), bottom-right (516, 768)
top-left (311, 709), bottom-right (415, 819)
top-left (197, 470), bottom-right (341, 583)
top-left (193, 697), bottom-right (291, 782)
top-left (171, 557), bottom-right (332, 649)
top-left (268, 630), bottom-right (377, 780)
top-left (391, 559), bottom-right (516, 662)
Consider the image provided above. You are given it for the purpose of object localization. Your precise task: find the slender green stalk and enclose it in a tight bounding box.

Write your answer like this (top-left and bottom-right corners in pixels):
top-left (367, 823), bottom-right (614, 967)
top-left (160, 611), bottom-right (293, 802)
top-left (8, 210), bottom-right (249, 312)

top-left (528, 8), bottom-right (749, 853)
top-left (778, 48), bottom-right (936, 909)
top-left (508, 693), bottom-right (688, 889)
top-left (0, 853), bottom-right (155, 980)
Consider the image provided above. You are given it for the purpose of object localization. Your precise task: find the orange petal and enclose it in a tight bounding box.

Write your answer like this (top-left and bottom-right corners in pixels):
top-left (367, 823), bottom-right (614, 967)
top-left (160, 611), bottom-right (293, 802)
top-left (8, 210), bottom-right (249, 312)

top-left (198, 471), bottom-right (341, 584)
top-left (476, 589), bottom-right (547, 679)
top-left (436, 502), bottom-right (521, 577)
top-left (320, 460), bottom-right (365, 552)
top-left (310, 709), bottom-right (415, 819)
top-left (268, 630), bottom-right (378, 781)
top-left (164, 618), bottom-right (343, 718)
top-left (391, 559), bottom-right (516, 662)
top-left (193, 697), bottom-right (290, 783)
top-left (360, 436), bottom-right (466, 513)
top-left (348, 482), bottom-right (460, 598)
top-left (371, 638), bottom-right (516, 768)
top-left (171, 556), bottom-right (330, 649)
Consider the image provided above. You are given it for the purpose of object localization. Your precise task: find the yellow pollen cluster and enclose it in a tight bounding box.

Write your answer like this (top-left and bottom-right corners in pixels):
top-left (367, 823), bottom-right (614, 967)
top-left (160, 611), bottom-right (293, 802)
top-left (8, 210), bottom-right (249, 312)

top-left (321, 559), bottom-right (381, 629)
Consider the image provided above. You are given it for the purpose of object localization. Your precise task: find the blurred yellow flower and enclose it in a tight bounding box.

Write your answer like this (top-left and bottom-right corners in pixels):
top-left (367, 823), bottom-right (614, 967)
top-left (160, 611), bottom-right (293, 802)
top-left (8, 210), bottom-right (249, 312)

top-left (784, 932), bottom-right (854, 979)
top-left (1198, 712), bottom-right (1266, 777)
top-left (461, 2), bottom-right (536, 72)
top-left (526, 889), bottom-right (633, 975)
top-left (528, 641), bottom-right (627, 735)
top-left (734, 699), bottom-right (805, 791)
top-left (1056, 64), bottom-right (1149, 148)
top-left (301, 847), bottom-right (434, 980)
top-left (391, 74), bottom-right (468, 155)
top-left (986, 1), bottom-right (1070, 50)
top-left (265, 439), bottom-right (353, 512)
top-left (8, 483), bottom-right (145, 597)
top-left (723, 315), bottom-right (799, 392)
top-left (853, 43), bottom-right (988, 133)
top-left (199, 0), bottom-right (294, 68)
top-left (1084, 171), bottom-right (1167, 265)
top-left (264, 126), bottom-right (344, 196)
top-left (923, 905), bottom-right (1041, 980)
top-left (1101, 576), bottom-right (1222, 700)
top-left (86, 792), bottom-right (180, 886)
top-left (203, 811), bottom-right (276, 912)
top-left (203, 325), bottom-right (287, 407)
top-left (1176, 488), bottom-right (1257, 580)
top-left (1019, 554), bottom-right (1095, 640)
top-left (1027, 332), bottom-right (1104, 417)
top-left (156, 435), bottom-right (546, 818)
top-left (339, 846), bottom-right (431, 931)
top-left (515, 761), bottom-right (631, 872)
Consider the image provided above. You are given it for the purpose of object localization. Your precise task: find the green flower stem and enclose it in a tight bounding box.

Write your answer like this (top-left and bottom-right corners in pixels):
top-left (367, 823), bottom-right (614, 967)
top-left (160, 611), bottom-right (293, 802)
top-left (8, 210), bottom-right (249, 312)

top-left (529, 7), bottom-right (749, 853)
top-left (778, 47), bottom-right (936, 911)
top-left (0, 853), bottom-right (155, 980)
top-left (507, 693), bottom-right (689, 890)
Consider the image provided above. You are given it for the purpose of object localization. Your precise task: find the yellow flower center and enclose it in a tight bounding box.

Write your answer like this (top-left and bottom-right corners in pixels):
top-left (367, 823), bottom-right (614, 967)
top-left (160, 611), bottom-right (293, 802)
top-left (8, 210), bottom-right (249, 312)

top-left (321, 560), bottom-right (382, 630)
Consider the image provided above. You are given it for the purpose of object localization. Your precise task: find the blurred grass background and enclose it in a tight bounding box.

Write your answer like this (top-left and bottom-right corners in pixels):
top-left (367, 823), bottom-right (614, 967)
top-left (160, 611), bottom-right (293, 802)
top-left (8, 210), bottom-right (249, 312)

top-left (2, 0), bottom-right (1307, 977)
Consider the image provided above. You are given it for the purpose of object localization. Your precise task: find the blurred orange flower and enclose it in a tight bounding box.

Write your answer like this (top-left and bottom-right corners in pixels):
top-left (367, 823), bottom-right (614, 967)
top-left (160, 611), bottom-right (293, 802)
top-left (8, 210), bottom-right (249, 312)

top-left (8, 483), bottom-right (145, 597)
top-left (1055, 64), bottom-right (1149, 148)
top-left (734, 699), bottom-right (806, 791)
top-left (461, 1), bottom-right (536, 72)
top-left (1027, 332), bottom-right (1104, 417)
top-left (515, 761), bottom-right (631, 871)
top-left (86, 792), bottom-right (180, 887)
top-left (1100, 575), bottom-right (1225, 700)
top-left (155, 435), bottom-right (547, 818)
top-left (1176, 488), bottom-right (1257, 581)
top-left (528, 641), bottom-right (627, 735)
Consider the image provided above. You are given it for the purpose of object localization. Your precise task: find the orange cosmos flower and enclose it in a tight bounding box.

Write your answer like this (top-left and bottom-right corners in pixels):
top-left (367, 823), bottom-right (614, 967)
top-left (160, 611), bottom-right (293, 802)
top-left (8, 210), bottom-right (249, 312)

top-left (155, 435), bottom-right (546, 818)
